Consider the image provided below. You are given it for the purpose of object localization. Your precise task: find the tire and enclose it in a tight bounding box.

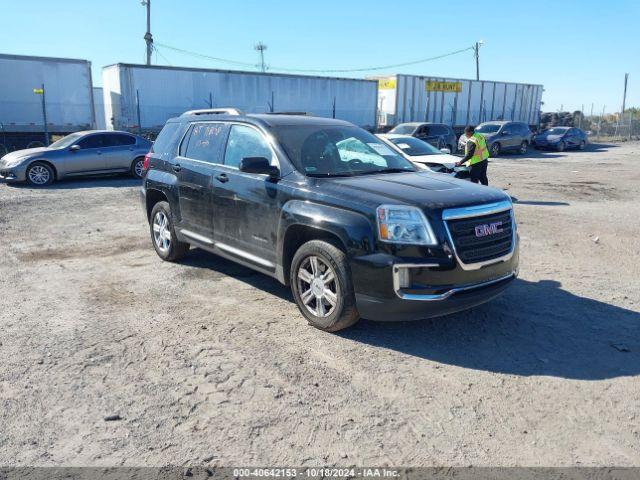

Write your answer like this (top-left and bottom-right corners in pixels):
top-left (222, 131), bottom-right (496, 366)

top-left (290, 240), bottom-right (359, 332)
top-left (149, 201), bottom-right (189, 262)
top-left (131, 156), bottom-right (145, 179)
top-left (579, 141), bottom-right (586, 150)
top-left (26, 161), bottom-right (54, 186)
top-left (557, 141), bottom-right (565, 152)
top-left (518, 141), bottom-right (528, 154)
top-left (489, 142), bottom-right (501, 157)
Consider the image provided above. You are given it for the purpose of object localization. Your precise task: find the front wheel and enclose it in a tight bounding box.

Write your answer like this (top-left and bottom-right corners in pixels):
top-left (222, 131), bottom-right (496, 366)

top-left (290, 240), bottom-right (359, 332)
top-left (489, 142), bottom-right (501, 157)
top-left (149, 201), bottom-right (189, 262)
top-left (26, 161), bottom-right (54, 186)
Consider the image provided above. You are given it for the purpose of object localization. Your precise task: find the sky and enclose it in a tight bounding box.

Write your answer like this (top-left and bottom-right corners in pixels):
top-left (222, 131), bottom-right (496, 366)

top-left (1, 0), bottom-right (638, 114)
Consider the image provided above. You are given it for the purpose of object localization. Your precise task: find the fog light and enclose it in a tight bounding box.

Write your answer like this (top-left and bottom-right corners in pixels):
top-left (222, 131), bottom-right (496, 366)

top-left (396, 267), bottom-right (411, 289)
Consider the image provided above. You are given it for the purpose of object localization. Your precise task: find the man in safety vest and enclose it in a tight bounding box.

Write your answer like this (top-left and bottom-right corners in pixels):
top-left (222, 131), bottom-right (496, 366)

top-left (456, 125), bottom-right (490, 185)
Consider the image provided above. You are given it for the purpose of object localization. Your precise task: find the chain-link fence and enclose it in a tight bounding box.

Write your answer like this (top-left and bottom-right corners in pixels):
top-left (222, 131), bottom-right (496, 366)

top-left (539, 108), bottom-right (640, 142)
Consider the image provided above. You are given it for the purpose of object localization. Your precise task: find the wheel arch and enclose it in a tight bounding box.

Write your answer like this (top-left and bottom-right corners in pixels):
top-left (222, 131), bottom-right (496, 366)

top-left (145, 188), bottom-right (169, 221)
top-left (27, 159), bottom-right (58, 180)
top-left (278, 201), bottom-right (375, 285)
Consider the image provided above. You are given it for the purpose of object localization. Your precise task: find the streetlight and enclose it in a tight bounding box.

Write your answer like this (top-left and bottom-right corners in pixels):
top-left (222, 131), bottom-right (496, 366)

top-left (255, 42), bottom-right (267, 72)
top-left (141, 0), bottom-right (153, 65)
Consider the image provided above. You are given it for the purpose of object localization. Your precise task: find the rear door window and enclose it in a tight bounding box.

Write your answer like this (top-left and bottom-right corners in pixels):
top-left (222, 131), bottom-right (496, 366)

top-left (153, 122), bottom-right (182, 158)
top-left (223, 124), bottom-right (274, 168)
top-left (183, 122), bottom-right (229, 164)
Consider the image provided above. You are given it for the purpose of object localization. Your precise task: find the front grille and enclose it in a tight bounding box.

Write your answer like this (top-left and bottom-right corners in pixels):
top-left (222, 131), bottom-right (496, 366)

top-left (445, 210), bottom-right (514, 264)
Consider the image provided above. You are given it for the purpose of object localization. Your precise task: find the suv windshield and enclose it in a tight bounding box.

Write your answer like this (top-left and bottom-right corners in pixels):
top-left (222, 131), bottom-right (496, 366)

top-left (273, 125), bottom-right (416, 176)
top-left (475, 124), bottom-right (501, 134)
top-left (389, 124), bottom-right (418, 135)
top-left (386, 136), bottom-right (442, 156)
top-left (49, 132), bottom-right (85, 149)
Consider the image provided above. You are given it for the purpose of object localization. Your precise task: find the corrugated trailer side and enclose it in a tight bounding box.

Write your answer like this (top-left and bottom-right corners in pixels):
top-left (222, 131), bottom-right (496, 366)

top-left (103, 64), bottom-right (378, 133)
top-left (374, 74), bottom-right (542, 132)
top-left (0, 53), bottom-right (94, 133)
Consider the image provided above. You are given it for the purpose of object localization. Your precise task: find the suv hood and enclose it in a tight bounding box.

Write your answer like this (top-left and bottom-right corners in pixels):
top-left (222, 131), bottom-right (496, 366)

top-left (313, 171), bottom-right (508, 211)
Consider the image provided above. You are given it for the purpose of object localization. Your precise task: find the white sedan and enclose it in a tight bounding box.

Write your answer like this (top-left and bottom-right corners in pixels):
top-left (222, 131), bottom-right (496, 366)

top-left (376, 134), bottom-right (469, 178)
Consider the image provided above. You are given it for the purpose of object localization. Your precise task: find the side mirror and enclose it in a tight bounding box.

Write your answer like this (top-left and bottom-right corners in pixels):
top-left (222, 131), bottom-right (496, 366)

top-left (239, 157), bottom-right (279, 178)
top-left (439, 147), bottom-right (451, 154)
top-left (69, 144), bottom-right (80, 152)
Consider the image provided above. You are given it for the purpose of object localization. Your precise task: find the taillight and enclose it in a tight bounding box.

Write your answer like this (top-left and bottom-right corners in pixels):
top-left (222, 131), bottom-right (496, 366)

top-left (142, 152), bottom-right (151, 171)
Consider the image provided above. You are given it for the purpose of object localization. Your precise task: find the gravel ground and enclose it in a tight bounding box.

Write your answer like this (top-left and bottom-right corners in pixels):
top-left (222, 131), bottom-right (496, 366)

top-left (0, 142), bottom-right (638, 467)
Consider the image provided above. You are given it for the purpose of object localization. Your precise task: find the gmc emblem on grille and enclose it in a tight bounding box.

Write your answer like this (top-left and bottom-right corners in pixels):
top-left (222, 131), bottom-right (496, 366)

top-left (475, 221), bottom-right (503, 237)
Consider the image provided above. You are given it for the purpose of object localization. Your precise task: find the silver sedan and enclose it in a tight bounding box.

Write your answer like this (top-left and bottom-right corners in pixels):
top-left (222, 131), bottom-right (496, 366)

top-left (0, 130), bottom-right (152, 186)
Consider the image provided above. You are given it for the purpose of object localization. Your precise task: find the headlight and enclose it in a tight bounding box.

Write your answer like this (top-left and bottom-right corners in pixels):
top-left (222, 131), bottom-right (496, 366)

top-left (376, 204), bottom-right (437, 246)
top-left (3, 156), bottom-right (28, 168)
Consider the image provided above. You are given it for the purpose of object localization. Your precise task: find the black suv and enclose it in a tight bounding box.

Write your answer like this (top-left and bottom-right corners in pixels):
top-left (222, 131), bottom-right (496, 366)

top-left (141, 109), bottom-right (519, 332)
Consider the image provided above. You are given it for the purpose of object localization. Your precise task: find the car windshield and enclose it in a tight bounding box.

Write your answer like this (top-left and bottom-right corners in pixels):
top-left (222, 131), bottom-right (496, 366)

top-left (386, 137), bottom-right (442, 156)
top-left (49, 132), bottom-right (85, 149)
top-left (389, 124), bottom-right (417, 135)
top-left (544, 128), bottom-right (569, 135)
top-left (273, 125), bottom-right (416, 176)
top-left (475, 124), bottom-right (501, 134)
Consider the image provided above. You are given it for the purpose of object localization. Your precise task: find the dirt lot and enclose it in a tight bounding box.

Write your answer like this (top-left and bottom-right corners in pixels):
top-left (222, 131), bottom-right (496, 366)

top-left (0, 142), bottom-right (639, 467)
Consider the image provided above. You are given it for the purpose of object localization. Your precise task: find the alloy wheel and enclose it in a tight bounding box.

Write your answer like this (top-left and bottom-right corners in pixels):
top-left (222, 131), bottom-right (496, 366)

top-left (134, 159), bottom-right (144, 178)
top-left (490, 143), bottom-right (500, 156)
top-left (153, 211), bottom-right (171, 253)
top-left (520, 142), bottom-right (527, 154)
top-left (28, 165), bottom-right (51, 185)
top-left (297, 255), bottom-right (339, 318)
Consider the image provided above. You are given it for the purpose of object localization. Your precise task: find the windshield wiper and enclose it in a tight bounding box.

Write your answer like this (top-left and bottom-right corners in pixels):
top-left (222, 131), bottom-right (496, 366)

top-left (353, 168), bottom-right (414, 176)
top-left (306, 172), bottom-right (355, 178)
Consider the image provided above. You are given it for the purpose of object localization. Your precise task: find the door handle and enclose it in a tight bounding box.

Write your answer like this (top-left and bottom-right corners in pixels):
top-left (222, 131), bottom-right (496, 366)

top-left (215, 173), bottom-right (229, 183)
top-left (172, 164), bottom-right (182, 172)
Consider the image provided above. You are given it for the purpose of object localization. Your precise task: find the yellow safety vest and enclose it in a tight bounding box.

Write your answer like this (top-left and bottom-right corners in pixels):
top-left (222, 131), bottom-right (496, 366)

top-left (465, 133), bottom-right (490, 166)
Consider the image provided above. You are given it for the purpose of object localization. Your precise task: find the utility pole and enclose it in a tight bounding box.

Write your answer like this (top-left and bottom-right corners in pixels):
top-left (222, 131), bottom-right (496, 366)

top-left (142, 0), bottom-right (153, 65)
top-left (473, 40), bottom-right (483, 81)
top-left (621, 73), bottom-right (629, 115)
top-left (255, 42), bottom-right (267, 72)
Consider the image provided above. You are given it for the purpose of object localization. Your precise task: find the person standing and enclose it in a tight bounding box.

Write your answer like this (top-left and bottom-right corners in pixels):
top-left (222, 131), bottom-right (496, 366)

top-left (456, 125), bottom-right (490, 185)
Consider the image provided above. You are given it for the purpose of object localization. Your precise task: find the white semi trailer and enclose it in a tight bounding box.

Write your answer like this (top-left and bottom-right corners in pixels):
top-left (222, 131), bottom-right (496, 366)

top-left (372, 74), bottom-right (543, 132)
top-left (0, 53), bottom-right (95, 154)
top-left (102, 63), bottom-right (379, 134)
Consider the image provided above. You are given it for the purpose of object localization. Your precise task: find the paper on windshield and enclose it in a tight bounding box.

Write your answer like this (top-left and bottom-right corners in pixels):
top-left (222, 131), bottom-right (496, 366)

top-left (367, 143), bottom-right (394, 155)
top-left (396, 143), bottom-right (411, 150)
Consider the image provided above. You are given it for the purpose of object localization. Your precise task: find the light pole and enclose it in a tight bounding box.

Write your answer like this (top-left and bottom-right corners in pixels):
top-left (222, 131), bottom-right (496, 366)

top-left (141, 0), bottom-right (153, 65)
top-left (255, 42), bottom-right (267, 72)
top-left (473, 40), bottom-right (484, 81)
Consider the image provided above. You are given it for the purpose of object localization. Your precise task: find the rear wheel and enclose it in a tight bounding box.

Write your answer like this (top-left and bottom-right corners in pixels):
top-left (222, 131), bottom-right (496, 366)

top-left (518, 141), bottom-right (528, 154)
top-left (149, 201), bottom-right (189, 262)
top-left (131, 157), bottom-right (145, 179)
top-left (557, 141), bottom-right (565, 152)
top-left (290, 240), bottom-right (359, 332)
top-left (489, 142), bottom-right (501, 157)
top-left (26, 161), bottom-right (54, 186)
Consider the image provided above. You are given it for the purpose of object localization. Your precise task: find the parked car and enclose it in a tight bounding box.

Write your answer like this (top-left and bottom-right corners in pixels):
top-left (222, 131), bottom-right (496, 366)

top-left (389, 122), bottom-right (457, 153)
top-left (0, 131), bottom-right (152, 186)
top-left (376, 134), bottom-right (469, 178)
top-left (141, 110), bottom-right (519, 332)
top-left (533, 127), bottom-right (587, 151)
top-left (459, 121), bottom-right (531, 157)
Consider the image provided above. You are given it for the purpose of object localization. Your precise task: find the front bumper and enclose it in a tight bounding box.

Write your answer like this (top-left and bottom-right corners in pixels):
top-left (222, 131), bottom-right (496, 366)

top-left (350, 201), bottom-right (519, 322)
top-left (0, 164), bottom-right (27, 182)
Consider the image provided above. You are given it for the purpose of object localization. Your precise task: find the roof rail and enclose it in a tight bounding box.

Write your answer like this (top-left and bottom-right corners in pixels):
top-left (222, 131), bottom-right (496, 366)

top-left (180, 108), bottom-right (243, 117)
top-left (268, 111), bottom-right (309, 116)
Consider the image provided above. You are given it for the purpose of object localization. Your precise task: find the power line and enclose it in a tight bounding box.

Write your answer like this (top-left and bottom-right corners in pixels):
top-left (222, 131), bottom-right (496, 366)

top-left (153, 45), bottom-right (173, 66)
top-left (154, 41), bottom-right (475, 74)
